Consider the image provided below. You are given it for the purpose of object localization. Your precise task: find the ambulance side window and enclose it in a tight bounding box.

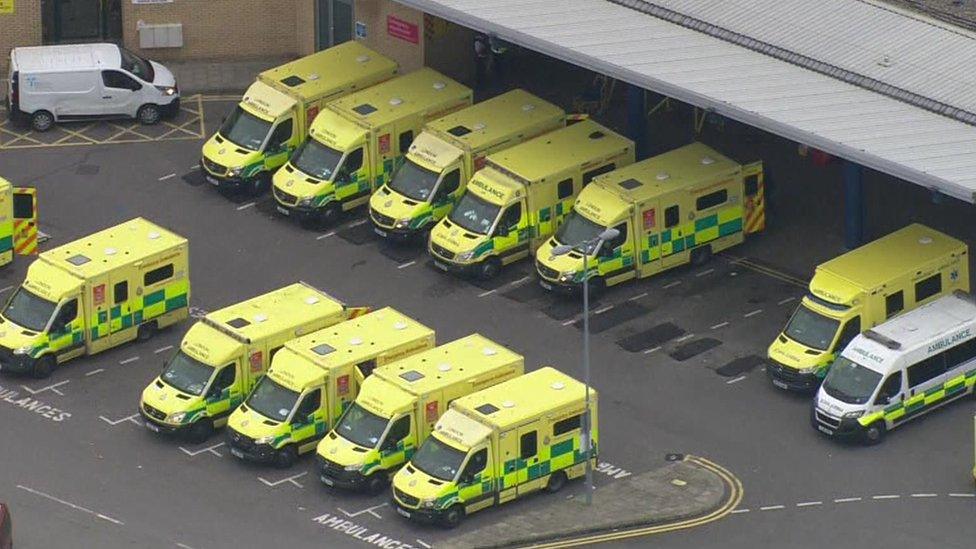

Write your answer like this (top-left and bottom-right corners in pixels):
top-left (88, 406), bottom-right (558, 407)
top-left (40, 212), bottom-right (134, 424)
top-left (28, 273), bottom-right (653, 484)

top-left (295, 389), bottom-right (321, 422)
top-left (582, 164), bottom-right (615, 186)
top-left (382, 415), bottom-right (410, 450)
top-left (398, 131), bottom-right (413, 154)
top-left (907, 354), bottom-right (946, 388)
top-left (519, 431), bottom-right (538, 460)
top-left (13, 193), bottom-right (33, 219)
top-left (885, 291), bottom-right (904, 319)
top-left (266, 119), bottom-right (293, 152)
top-left (461, 448), bottom-right (487, 482)
top-left (664, 205), bottom-right (679, 228)
top-left (599, 222), bottom-right (627, 257)
top-left (53, 299), bottom-right (78, 332)
top-left (696, 189), bottom-right (727, 211)
top-left (553, 414), bottom-right (581, 436)
top-left (343, 148), bottom-right (364, 174)
top-left (113, 281), bottom-right (128, 303)
top-left (835, 316), bottom-right (860, 351)
top-left (144, 264), bottom-right (173, 286)
top-left (215, 364), bottom-right (236, 390)
top-left (435, 169), bottom-right (460, 201)
top-left (946, 338), bottom-right (976, 369)
top-left (874, 372), bottom-right (902, 405)
top-left (557, 178), bottom-right (574, 200)
top-left (914, 273), bottom-right (941, 303)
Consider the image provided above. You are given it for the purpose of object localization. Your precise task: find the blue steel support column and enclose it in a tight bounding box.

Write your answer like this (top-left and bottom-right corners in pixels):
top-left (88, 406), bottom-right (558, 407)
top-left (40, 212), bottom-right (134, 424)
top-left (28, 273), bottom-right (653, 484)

top-left (627, 84), bottom-right (647, 158)
top-left (843, 160), bottom-right (864, 249)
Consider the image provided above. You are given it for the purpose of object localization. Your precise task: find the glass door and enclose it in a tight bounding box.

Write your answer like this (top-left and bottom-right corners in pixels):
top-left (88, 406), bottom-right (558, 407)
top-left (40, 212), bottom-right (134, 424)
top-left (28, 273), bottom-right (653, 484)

top-left (317, 0), bottom-right (354, 50)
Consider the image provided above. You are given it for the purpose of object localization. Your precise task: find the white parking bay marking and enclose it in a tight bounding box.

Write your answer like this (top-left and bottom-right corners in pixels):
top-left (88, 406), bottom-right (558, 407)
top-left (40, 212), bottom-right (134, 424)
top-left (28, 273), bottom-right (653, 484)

top-left (22, 380), bottom-right (69, 396)
top-left (119, 356), bottom-right (140, 365)
top-left (338, 502), bottom-right (388, 519)
top-left (154, 345), bottom-right (173, 354)
top-left (258, 471), bottom-right (307, 488)
top-left (85, 369), bottom-right (105, 377)
top-left (158, 173), bottom-right (177, 181)
top-left (17, 485), bottom-right (124, 526)
top-left (236, 202), bottom-right (256, 211)
top-left (180, 442), bottom-right (225, 457)
top-left (99, 413), bottom-right (142, 427)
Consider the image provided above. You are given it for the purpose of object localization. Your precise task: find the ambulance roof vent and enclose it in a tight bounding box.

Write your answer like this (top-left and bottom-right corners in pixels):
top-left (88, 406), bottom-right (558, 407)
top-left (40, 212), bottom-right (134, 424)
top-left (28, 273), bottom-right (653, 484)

top-left (618, 178), bottom-right (642, 190)
top-left (353, 103), bottom-right (378, 116)
top-left (475, 403), bottom-right (499, 415)
top-left (438, 363), bottom-right (452, 372)
top-left (864, 329), bottom-right (901, 350)
top-left (447, 125), bottom-right (472, 137)
top-left (356, 55), bottom-right (370, 63)
top-left (349, 337), bottom-right (363, 346)
top-left (312, 343), bottom-right (336, 356)
top-left (304, 296), bottom-right (320, 305)
top-left (280, 75), bottom-right (306, 88)
top-left (66, 254), bottom-right (91, 266)
top-left (393, 321), bottom-right (408, 330)
top-left (482, 347), bottom-right (497, 356)
top-left (148, 231), bottom-right (161, 240)
top-left (433, 82), bottom-right (446, 90)
top-left (588, 131), bottom-right (606, 140)
top-left (501, 400), bottom-right (515, 408)
top-left (226, 317), bottom-right (250, 329)
top-left (253, 313), bottom-right (268, 323)
top-left (472, 123), bottom-right (486, 131)
top-left (700, 156), bottom-right (716, 165)
top-left (551, 382), bottom-right (565, 390)
top-left (389, 97), bottom-right (403, 106)
top-left (919, 236), bottom-right (933, 245)
top-left (521, 104), bottom-right (535, 112)
top-left (656, 172), bottom-right (670, 181)
top-left (104, 247), bottom-right (117, 256)
top-left (399, 370), bottom-right (425, 382)
top-left (308, 74), bottom-right (320, 81)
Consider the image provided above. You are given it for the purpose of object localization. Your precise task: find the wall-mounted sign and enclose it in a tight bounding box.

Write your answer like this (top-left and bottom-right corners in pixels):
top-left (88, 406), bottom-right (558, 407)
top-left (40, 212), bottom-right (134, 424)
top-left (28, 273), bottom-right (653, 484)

top-left (355, 21), bottom-right (367, 39)
top-left (387, 15), bottom-right (419, 44)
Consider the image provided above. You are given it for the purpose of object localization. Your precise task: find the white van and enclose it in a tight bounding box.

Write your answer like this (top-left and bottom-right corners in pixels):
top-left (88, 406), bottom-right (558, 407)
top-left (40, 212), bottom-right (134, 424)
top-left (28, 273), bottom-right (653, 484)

top-left (813, 291), bottom-right (976, 444)
top-left (6, 43), bottom-right (179, 132)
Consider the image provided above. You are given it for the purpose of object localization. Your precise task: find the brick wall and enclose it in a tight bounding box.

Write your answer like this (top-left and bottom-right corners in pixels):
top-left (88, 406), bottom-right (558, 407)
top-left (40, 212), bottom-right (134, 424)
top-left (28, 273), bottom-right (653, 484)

top-left (0, 0), bottom-right (43, 76)
top-left (296, 0), bottom-right (317, 57)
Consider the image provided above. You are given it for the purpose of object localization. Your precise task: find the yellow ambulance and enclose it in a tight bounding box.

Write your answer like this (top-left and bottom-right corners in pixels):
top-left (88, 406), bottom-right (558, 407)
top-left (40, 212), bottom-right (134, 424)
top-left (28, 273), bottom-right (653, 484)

top-left (393, 367), bottom-right (598, 528)
top-left (768, 224), bottom-right (969, 391)
top-left (428, 120), bottom-right (634, 279)
top-left (0, 218), bottom-right (188, 378)
top-left (226, 307), bottom-right (434, 468)
top-left (140, 283), bottom-right (361, 442)
top-left (201, 42), bottom-right (397, 195)
top-left (369, 89), bottom-right (565, 242)
top-left (272, 68), bottom-right (471, 227)
top-left (317, 334), bottom-right (523, 494)
top-left (0, 177), bottom-right (38, 266)
top-left (536, 142), bottom-right (764, 294)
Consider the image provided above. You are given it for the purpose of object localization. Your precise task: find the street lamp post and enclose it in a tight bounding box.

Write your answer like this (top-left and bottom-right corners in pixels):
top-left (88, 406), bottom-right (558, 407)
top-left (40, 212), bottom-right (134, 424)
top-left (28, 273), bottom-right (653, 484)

top-left (550, 227), bottom-right (619, 505)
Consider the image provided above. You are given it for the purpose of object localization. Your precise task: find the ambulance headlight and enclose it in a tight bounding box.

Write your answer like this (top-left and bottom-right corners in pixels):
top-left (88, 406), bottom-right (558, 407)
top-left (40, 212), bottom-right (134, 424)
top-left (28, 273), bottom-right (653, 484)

top-left (843, 410), bottom-right (865, 419)
top-left (155, 85), bottom-right (177, 96)
top-left (168, 412), bottom-right (187, 423)
top-left (558, 271), bottom-right (576, 283)
top-left (420, 497), bottom-right (437, 508)
top-left (457, 250), bottom-right (475, 262)
top-left (797, 366), bottom-right (821, 375)
top-left (12, 345), bottom-right (32, 355)
top-left (296, 197), bottom-right (315, 208)
top-left (394, 218), bottom-right (412, 229)
top-left (227, 166), bottom-right (244, 178)
top-left (255, 435), bottom-right (275, 445)
top-left (344, 463), bottom-right (363, 472)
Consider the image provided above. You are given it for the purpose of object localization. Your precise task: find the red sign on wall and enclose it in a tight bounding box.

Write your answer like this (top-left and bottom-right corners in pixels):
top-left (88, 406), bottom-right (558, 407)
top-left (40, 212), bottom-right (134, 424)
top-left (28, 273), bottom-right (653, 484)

top-left (387, 15), bottom-right (419, 44)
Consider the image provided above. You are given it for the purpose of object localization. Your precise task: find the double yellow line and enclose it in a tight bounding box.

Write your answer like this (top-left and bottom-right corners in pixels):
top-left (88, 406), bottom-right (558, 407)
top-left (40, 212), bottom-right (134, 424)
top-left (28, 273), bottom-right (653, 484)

top-left (523, 455), bottom-right (744, 548)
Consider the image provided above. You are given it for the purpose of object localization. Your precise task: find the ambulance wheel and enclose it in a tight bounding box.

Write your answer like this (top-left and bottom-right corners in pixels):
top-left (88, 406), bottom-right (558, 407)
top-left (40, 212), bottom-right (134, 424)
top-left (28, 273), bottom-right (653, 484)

top-left (862, 422), bottom-right (886, 445)
top-left (545, 471), bottom-right (567, 493)
top-left (585, 276), bottom-right (606, 298)
top-left (477, 257), bottom-right (501, 280)
top-left (137, 321), bottom-right (157, 342)
top-left (366, 474), bottom-right (388, 495)
top-left (249, 173), bottom-right (271, 196)
top-left (320, 203), bottom-right (342, 226)
top-left (32, 355), bottom-right (56, 379)
top-left (188, 418), bottom-right (214, 443)
top-left (274, 445), bottom-right (298, 469)
top-left (690, 245), bottom-right (712, 267)
top-left (137, 104), bottom-right (162, 125)
top-left (442, 505), bottom-right (464, 529)
top-left (30, 110), bottom-right (55, 132)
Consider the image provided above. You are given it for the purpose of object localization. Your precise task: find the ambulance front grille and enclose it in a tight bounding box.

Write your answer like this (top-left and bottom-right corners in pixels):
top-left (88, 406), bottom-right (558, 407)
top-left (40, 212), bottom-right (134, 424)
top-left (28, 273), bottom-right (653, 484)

top-left (203, 157), bottom-right (226, 176)
top-left (274, 188), bottom-right (298, 206)
top-left (229, 431), bottom-right (256, 450)
top-left (537, 262), bottom-right (559, 281)
top-left (395, 487), bottom-right (419, 507)
top-left (815, 410), bottom-right (840, 429)
top-left (370, 208), bottom-right (395, 228)
top-left (430, 242), bottom-right (455, 261)
top-left (142, 403), bottom-right (166, 422)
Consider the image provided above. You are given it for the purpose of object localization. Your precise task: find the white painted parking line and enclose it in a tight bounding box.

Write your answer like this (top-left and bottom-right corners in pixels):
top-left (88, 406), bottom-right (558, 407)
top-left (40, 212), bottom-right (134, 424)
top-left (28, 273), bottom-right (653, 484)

top-left (176, 543), bottom-right (196, 549)
top-left (562, 317), bottom-right (579, 327)
top-left (710, 321), bottom-right (729, 330)
top-left (730, 508), bottom-right (750, 514)
top-left (675, 333), bottom-right (695, 343)
top-left (911, 493), bottom-right (937, 498)
top-left (236, 201), bottom-right (256, 211)
top-left (478, 289), bottom-right (497, 298)
top-left (726, 375), bottom-right (747, 385)
top-left (316, 231), bottom-right (336, 240)
top-left (948, 493), bottom-right (975, 498)
top-left (662, 280), bottom-right (682, 289)
top-left (119, 356), bottom-right (140, 365)
top-left (397, 260), bottom-right (416, 269)
top-left (158, 173), bottom-right (177, 181)
top-left (154, 345), bottom-right (173, 354)
top-left (189, 165), bottom-right (200, 171)
top-left (743, 309), bottom-right (763, 318)
top-left (509, 275), bottom-right (532, 287)
top-left (17, 485), bottom-right (124, 526)
top-left (643, 346), bottom-right (661, 354)
top-left (695, 268), bottom-right (715, 277)
top-left (416, 541), bottom-right (432, 549)
top-left (872, 495), bottom-right (900, 500)
top-left (22, 380), bottom-right (69, 396)
top-left (180, 442), bottom-right (224, 457)
top-left (627, 292), bottom-right (648, 302)
top-left (347, 219), bottom-right (368, 228)
top-left (189, 307), bottom-right (208, 319)
top-left (795, 501), bottom-right (822, 507)
top-left (777, 296), bottom-right (797, 306)
top-left (338, 502), bottom-right (388, 519)
top-left (0, 285), bottom-right (14, 294)
top-left (759, 505), bottom-right (784, 511)
top-left (593, 305), bottom-right (614, 315)
top-left (99, 413), bottom-right (142, 427)
top-left (85, 369), bottom-right (105, 377)
top-left (258, 471), bottom-right (307, 488)
top-left (834, 497), bottom-right (861, 503)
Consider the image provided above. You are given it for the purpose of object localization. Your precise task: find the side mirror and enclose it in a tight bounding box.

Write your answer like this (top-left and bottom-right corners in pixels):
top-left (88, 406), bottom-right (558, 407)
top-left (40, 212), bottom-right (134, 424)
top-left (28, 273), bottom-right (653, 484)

top-left (875, 395), bottom-right (890, 406)
top-left (459, 473), bottom-right (474, 485)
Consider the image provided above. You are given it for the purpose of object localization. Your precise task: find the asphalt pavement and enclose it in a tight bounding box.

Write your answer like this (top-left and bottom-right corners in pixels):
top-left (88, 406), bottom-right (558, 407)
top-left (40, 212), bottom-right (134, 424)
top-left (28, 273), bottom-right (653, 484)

top-left (0, 99), bottom-right (974, 549)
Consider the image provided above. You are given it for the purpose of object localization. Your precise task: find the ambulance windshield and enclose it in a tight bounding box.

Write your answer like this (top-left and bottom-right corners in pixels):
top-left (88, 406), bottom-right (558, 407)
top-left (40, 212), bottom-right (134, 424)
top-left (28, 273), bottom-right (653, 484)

top-left (449, 192), bottom-right (499, 235)
top-left (335, 402), bottom-right (389, 448)
top-left (247, 376), bottom-right (299, 422)
top-left (389, 159), bottom-right (439, 201)
top-left (411, 436), bottom-right (466, 482)
top-left (160, 351), bottom-right (214, 396)
top-left (220, 106), bottom-right (272, 151)
top-left (2, 287), bottom-right (56, 332)
top-left (555, 212), bottom-right (604, 253)
top-left (292, 138), bottom-right (343, 180)
top-left (783, 304), bottom-right (840, 351)
top-left (822, 357), bottom-right (882, 404)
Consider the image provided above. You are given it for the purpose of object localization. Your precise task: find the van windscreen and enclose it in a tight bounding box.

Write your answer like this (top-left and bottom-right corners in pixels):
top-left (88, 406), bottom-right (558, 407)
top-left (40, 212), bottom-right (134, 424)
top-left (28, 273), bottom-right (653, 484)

top-left (120, 47), bottom-right (154, 82)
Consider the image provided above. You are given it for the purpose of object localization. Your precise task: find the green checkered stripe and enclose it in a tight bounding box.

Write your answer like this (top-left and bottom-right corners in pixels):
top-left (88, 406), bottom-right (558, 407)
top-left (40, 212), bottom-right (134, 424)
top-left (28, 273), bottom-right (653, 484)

top-left (652, 207), bottom-right (742, 262)
top-left (860, 367), bottom-right (976, 427)
top-left (90, 281), bottom-right (188, 341)
top-left (0, 222), bottom-right (12, 254)
top-left (469, 227), bottom-right (531, 259)
top-left (270, 418), bottom-right (329, 449)
top-left (362, 440), bottom-right (417, 475)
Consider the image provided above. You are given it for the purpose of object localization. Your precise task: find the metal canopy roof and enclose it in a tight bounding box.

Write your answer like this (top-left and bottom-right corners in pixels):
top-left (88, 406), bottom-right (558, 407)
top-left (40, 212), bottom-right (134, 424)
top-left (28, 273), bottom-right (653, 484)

top-left (395, 0), bottom-right (976, 202)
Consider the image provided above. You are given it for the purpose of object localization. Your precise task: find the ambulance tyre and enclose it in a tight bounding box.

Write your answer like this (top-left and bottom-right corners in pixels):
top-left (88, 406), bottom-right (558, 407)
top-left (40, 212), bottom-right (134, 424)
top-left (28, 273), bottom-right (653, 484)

top-left (585, 277), bottom-right (606, 298)
top-left (32, 355), bottom-right (56, 379)
top-left (366, 473), bottom-right (387, 495)
top-left (478, 257), bottom-right (501, 280)
top-left (249, 173), bottom-right (271, 196)
top-left (442, 505), bottom-right (464, 529)
top-left (862, 422), bottom-right (886, 445)
top-left (188, 418), bottom-right (213, 443)
top-left (320, 203), bottom-right (341, 226)
top-left (274, 445), bottom-right (298, 469)
top-left (690, 245), bottom-right (712, 267)
top-left (137, 104), bottom-right (162, 125)
top-left (31, 110), bottom-right (55, 132)
top-left (137, 321), bottom-right (157, 342)
top-left (545, 471), bottom-right (567, 493)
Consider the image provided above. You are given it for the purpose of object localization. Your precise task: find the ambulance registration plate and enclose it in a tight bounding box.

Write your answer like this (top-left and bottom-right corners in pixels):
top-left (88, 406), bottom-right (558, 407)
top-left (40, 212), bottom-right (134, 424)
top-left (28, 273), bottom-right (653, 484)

top-left (144, 421), bottom-right (160, 433)
top-left (771, 379), bottom-right (788, 390)
top-left (396, 508), bottom-right (411, 519)
top-left (539, 281), bottom-right (553, 291)
top-left (320, 475), bottom-right (334, 486)
top-left (206, 175), bottom-right (219, 186)
top-left (276, 206), bottom-right (290, 216)
top-left (817, 425), bottom-right (834, 435)
top-left (231, 448), bottom-right (244, 459)
top-left (374, 228), bottom-right (387, 238)
top-left (434, 261), bottom-right (448, 272)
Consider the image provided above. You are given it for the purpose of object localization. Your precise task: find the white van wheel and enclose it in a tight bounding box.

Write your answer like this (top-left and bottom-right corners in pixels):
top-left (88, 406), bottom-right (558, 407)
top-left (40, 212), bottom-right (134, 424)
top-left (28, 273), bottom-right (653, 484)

top-left (31, 110), bottom-right (55, 132)
top-left (138, 104), bottom-right (162, 125)
top-left (862, 422), bottom-right (886, 445)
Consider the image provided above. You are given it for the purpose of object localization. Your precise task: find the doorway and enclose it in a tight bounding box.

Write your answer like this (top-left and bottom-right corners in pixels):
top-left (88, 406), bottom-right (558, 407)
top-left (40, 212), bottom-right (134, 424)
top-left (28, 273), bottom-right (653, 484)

top-left (42, 0), bottom-right (122, 44)
top-left (316, 0), bottom-right (354, 51)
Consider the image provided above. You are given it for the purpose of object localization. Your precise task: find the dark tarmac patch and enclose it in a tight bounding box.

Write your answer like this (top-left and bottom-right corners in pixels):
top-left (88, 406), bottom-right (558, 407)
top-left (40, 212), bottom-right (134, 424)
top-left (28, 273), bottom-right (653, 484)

top-left (615, 322), bottom-right (685, 352)
top-left (669, 338), bottom-right (722, 361)
top-left (468, 266), bottom-right (533, 291)
top-left (336, 222), bottom-right (375, 245)
top-left (378, 242), bottom-right (424, 264)
top-left (573, 302), bottom-right (649, 334)
top-left (254, 197), bottom-right (283, 219)
top-left (540, 298), bottom-right (585, 321)
top-left (182, 171), bottom-right (205, 186)
top-left (716, 355), bottom-right (764, 377)
top-left (75, 164), bottom-right (99, 176)
top-left (502, 281), bottom-right (550, 303)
